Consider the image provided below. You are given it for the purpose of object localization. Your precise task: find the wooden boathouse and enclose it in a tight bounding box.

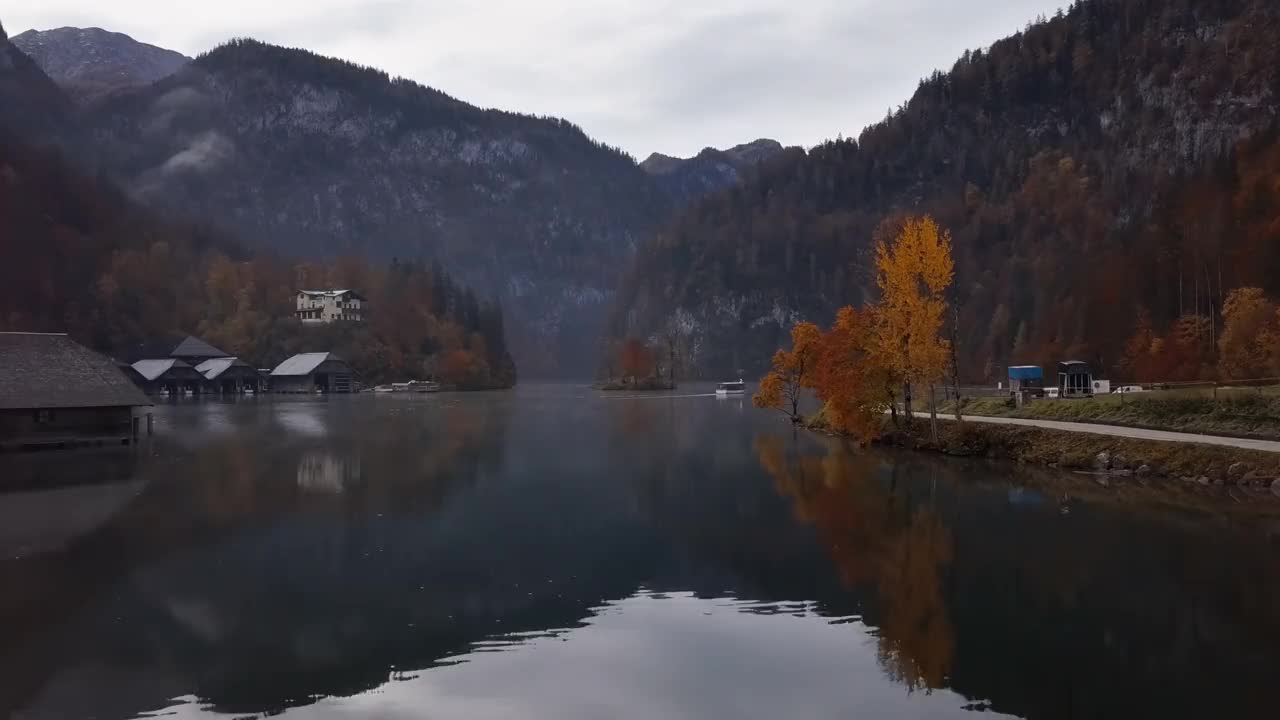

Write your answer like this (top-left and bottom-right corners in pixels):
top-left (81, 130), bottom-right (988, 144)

top-left (270, 353), bottom-right (355, 393)
top-left (196, 357), bottom-right (265, 394)
top-left (130, 358), bottom-right (204, 396)
top-left (0, 333), bottom-right (153, 451)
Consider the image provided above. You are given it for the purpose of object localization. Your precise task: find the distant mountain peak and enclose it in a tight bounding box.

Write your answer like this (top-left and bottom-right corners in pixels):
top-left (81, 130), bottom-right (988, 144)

top-left (641, 138), bottom-right (783, 174)
top-left (640, 138), bottom-right (786, 204)
top-left (11, 26), bottom-right (189, 103)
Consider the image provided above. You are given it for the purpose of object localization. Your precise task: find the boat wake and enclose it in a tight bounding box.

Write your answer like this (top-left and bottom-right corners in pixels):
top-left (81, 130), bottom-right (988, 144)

top-left (603, 393), bottom-right (719, 401)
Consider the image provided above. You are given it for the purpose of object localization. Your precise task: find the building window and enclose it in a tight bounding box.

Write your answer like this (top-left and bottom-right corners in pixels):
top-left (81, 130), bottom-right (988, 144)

top-left (33, 409), bottom-right (55, 424)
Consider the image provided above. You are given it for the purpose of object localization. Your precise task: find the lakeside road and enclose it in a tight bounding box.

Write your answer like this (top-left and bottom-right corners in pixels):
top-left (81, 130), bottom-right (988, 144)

top-left (914, 412), bottom-right (1280, 454)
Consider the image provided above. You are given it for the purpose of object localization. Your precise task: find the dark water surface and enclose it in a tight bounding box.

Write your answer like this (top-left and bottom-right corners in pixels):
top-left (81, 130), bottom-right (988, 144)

top-left (2, 385), bottom-right (1279, 719)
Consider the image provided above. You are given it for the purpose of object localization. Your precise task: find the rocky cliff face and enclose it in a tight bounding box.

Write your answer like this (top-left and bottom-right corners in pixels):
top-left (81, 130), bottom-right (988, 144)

top-left (76, 39), bottom-right (670, 375)
top-left (10, 27), bottom-right (188, 103)
top-left (640, 139), bottom-right (784, 205)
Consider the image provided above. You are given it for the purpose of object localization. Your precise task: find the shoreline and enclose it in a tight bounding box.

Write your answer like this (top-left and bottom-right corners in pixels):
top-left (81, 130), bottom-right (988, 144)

top-left (595, 380), bottom-right (678, 392)
top-left (805, 414), bottom-right (1280, 510)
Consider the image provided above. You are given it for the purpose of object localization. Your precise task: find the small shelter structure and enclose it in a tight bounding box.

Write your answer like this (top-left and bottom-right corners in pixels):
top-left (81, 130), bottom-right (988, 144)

top-left (1007, 366), bottom-right (1045, 398)
top-left (132, 359), bottom-right (204, 395)
top-left (270, 353), bottom-right (354, 393)
top-left (0, 332), bottom-right (152, 449)
top-left (1057, 361), bottom-right (1094, 399)
top-left (196, 357), bottom-right (264, 394)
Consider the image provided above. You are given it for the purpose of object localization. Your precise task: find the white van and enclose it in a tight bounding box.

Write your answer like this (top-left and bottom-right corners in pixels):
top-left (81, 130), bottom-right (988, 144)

top-left (1112, 385), bottom-right (1145, 394)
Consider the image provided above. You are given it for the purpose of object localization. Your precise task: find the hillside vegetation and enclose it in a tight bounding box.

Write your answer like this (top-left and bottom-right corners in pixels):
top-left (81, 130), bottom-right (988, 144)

top-left (611, 0), bottom-right (1280, 380)
top-left (0, 134), bottom-right (515, 388)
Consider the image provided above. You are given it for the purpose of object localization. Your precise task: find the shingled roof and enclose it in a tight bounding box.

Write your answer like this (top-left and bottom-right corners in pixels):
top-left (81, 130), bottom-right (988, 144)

top-left (0, 333), bottom-right (152, 409)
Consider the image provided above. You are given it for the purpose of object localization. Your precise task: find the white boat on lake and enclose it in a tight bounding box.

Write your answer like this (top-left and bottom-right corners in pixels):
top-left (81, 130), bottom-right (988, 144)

top-left (716, 380), bottom-right (746, 396)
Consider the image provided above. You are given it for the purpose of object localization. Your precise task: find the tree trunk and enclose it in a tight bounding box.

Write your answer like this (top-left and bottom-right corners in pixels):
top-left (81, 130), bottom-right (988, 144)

top-left (888, 388), bottom-right (899, 426)
top-left (929, 384), bottom-right (939, 444)
top-left (950, 302), bottom-right (963, 422)
top-left (903, 381), bottom-right (914, 422)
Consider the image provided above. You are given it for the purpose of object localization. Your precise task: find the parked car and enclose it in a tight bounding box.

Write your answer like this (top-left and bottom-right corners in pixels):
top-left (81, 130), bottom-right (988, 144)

top-left (1112, 385), bottom-right (1146, 394)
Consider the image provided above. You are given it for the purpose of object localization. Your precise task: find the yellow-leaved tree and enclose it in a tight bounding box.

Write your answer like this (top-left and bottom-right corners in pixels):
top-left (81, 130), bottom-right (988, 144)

top-left (874, 216), bottom-right (954, 440)
top-left (753, 321), bottom-right (822, 423)
top-left (1218, 287), bottom-right (1278, 380)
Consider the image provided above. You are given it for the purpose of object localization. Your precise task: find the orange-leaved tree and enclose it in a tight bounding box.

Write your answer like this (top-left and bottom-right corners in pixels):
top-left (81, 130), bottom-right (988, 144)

top-left (753, 321), bottom-right (822, 423)
top-left (619, 337), bottom-right (655, 382)
top-left (811, 306), bottom-right (894, 445)
top-left (873, 216), bottom-right (954, 437)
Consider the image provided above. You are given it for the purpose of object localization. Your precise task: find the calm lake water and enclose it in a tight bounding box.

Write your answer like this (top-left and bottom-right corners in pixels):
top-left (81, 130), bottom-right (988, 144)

top-left (2, 384), bottom-right (1279, 720)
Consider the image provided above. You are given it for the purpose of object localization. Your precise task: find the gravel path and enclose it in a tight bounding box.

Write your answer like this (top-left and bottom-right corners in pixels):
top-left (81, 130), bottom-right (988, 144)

top-left (915, 412), bottom-right (1280, 454)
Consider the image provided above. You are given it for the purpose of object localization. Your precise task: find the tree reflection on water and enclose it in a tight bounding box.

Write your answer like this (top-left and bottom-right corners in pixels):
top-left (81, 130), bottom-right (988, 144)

top-left (755, 434), bottom-right (955, 692)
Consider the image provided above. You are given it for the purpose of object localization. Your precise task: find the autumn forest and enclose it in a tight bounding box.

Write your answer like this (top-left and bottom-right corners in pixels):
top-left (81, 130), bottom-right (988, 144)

top-left (3, 0), bottom-right (1279, 390)
top-left (0, 135), bottom-right (515, 388)
top-left (611, 0), bottom-right (1280, 383)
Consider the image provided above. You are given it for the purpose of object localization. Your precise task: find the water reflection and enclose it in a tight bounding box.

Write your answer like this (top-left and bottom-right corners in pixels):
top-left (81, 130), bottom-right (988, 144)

top-left (758, 433), bottom-right (1280, 719)
top-left (142, 592), bottom-right (1002, 720)
top-left (756, 435), bottom-right (955, 693)
top-left (0, 388), bottom-right (1278, 720)
top-left (296, 452), bottom-right (360, 494)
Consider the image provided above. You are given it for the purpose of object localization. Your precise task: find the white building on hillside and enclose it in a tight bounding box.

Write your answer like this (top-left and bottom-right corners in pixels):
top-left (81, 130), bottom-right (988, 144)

top-left (296, 290), bottom-right (367, 324)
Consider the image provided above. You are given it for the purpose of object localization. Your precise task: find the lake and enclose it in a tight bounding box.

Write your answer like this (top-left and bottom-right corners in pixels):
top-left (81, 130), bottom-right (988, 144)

top-left (1, 384), bottom-right (1278, 720)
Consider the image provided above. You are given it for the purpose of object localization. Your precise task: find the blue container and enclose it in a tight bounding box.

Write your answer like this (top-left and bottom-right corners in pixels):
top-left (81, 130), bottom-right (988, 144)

top-left (1008, 365), bottom-right (1043, 381)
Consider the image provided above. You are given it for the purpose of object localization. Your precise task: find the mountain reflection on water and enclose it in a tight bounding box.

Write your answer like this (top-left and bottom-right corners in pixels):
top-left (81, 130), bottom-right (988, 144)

top-left (1, 386), bottom-right (1278, 720)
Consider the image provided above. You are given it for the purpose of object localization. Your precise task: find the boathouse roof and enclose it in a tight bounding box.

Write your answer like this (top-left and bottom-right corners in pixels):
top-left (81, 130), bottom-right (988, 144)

top-left (128, 335), bottom-right (230, 363)
top-left (132, 358), bottom-right (197, 381)
top-left (0, 333), bottom-right (151, 409)
top-left (196, 357), bottom-right (259, 381)
top-left (271, 352), bottom-right (347, 377)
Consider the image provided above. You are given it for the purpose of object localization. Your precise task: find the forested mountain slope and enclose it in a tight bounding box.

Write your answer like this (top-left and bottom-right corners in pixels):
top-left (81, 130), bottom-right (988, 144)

top-left (76, 38), bottom-right (670, 375)
top-left (0, 21), bottom-right (73, 140)
top-left (0, 131), bottom-right (515, 388)
top-left (611, 0), bottom-right (1280, 380)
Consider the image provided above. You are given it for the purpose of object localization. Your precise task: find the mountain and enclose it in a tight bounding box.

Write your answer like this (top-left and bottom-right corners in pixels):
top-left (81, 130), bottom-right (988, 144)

top-left (10, 26), bottom-right (189, 103)
top-left (0, 20), bottom-right (73, 139)
top-left (610, 0), bottom-right (1280, 380)
top-left (0, 132), bottom-right (515, 388)
top-left (640, 139), bottom-right (785, 204)
top-left (69, 38), bottom-right (671, 376)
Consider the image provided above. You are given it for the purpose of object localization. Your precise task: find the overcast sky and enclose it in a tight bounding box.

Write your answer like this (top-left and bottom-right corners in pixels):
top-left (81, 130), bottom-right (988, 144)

top-left (4, 0), bottom-right (1066, 158)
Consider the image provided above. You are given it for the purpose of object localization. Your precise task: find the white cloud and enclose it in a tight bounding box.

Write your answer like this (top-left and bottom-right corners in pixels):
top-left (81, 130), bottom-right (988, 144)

top-left (2, 0), bottom-right (1068, 157)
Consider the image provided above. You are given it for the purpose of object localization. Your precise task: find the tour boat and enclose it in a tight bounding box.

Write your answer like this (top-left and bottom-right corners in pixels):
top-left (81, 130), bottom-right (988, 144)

top-left (715, 380), bottom-right (746, 396)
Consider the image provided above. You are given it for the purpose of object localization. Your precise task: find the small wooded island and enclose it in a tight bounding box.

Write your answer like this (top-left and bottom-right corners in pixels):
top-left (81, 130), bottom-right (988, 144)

top-left (597, 338), bottom-right (677, 391)
top-left (596, 377), bottom-right (677, 392)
